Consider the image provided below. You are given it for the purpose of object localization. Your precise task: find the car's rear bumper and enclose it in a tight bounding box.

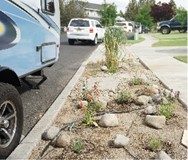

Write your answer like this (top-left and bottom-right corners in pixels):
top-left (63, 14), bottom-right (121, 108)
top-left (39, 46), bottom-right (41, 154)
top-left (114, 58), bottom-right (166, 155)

top-left (67, 33), bottom-right (95, 41)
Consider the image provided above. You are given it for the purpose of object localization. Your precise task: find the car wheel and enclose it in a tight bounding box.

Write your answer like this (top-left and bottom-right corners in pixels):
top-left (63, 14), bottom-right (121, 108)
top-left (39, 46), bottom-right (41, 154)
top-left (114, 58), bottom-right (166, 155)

top-left (0, 83), bottom-right (23, 159)
top-left (92, 35), bottom-right (98, 45)
top-left (68, 39), bottom-right (75, 45)
top-left (179, 29), bottom-right (187, 33)
top-left (161, 27), bottom-right (170, 34)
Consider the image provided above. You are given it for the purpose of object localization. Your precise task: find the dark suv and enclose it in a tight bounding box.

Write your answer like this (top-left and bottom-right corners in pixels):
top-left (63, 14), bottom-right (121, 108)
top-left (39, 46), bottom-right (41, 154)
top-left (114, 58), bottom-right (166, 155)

top-left (157, 18), bottom-right (187, 34)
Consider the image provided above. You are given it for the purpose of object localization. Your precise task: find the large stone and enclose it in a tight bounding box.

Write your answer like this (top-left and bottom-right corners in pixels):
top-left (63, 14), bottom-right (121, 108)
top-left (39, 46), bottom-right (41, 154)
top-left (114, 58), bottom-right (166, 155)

top-left (144, 105), bottom-right (157, 115)
top-left (135, 95), bottom-right (150, 105)
top-left (145, 115), bottom-right (166, 129)
top-left (99, 114), bottom-right (119, 127)
top-left (181, 130), bottom-right (188, 147)
top-left (152, 94), bottom-right (162, 104)
top-left (101, 65), bottom-right (108, 72)
top-left (113, 134), bottom-right (129, 148)
top-left (42, 126), bottom-right (60, 141)
top-left (155, 151), bottom-right (172, 160)
top-left (53, 132), bottom-right (71, 148)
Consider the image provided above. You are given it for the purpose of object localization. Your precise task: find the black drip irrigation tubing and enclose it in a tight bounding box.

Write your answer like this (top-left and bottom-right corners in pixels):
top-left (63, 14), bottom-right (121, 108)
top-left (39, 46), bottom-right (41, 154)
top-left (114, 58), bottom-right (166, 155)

top-left (38, 107), bottom-right (145, 159)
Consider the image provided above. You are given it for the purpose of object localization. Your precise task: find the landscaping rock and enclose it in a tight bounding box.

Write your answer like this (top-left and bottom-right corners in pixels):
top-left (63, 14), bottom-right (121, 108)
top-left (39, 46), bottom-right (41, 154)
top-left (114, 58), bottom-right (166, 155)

top-left (42, 126), bottom-right (60, 141)
top-left (162, 97), bottom-right (169, 105)
top-left (99, 114), bottom-right (119, 127)
top-left (155, 151), bottom-right (172, 160)
top-left (152, 94), bottom-right (162, 104)
top-left (101, 65), bottom-right (108, 72)
top-left (135, 95), bottom-right (150, 105)
top-left (79, 100), bottom-right (88, 108)
top-left (163, 89), bottom-right (171, 97)
top-left (148, 96), bottom-right (153, 104)
top-left (144, 105), bottom-right (157, 115)
top-left (145, 115), bottom-right (166, 129)
top-left (53, 132), bottom-right (71, 148)
top-left (113, 134), bottom-right (129, 148)
top-left (148, 85), bottom-right (159, 95)
top-left (99, 99), bottom-right (107, 111)
top-left (181, 130), bottom-right (188, 147)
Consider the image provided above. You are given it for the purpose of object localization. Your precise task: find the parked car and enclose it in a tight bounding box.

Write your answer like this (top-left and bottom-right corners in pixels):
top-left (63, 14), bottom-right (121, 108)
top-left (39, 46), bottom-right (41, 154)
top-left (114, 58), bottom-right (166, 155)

top-left (157, 17), bottom-right (187, 34)
top-left (66, 18), bottom-right (105, 45)
top-left (114, 21), bottom-right (133, 32)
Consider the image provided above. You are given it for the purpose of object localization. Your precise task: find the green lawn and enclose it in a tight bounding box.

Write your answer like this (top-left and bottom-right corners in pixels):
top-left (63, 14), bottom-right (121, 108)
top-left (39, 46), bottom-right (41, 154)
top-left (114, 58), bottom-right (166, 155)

top-left (151, 32), bottom-right (187, 47)
top-left (174, 56), bottom-right (187, 63)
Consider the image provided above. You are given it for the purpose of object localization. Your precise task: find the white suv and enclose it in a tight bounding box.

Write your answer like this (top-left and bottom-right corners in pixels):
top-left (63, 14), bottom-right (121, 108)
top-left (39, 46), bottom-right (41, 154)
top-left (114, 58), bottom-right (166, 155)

top-left (114, 21), bottom-right (133, 32)
top-left (66, 18), bottom-right (105, 45)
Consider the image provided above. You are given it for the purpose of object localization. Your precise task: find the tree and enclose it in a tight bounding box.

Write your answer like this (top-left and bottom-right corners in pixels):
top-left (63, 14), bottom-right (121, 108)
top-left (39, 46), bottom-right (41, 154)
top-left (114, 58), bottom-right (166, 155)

top-left (169, 0), bottom-right (177, 13)
top-left (176, 7), bottom-right (188, 26)
top-left (59, 0), bottom-right (86, 26)
top-left (150, 2), bottom-right (175, 22)
top-left (125, 0), bottom-right (138, 21)
top-left (135, 4), bottom-right (154, 29)
top-left (99, 2), bottom-right (117, 26)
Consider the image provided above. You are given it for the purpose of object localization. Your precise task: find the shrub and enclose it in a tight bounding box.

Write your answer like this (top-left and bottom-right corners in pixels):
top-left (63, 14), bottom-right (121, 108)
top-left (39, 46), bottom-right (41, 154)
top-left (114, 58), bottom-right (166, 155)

top-left (117, 91), bottom-right (132, 104)
top-left (130, 76), bottom-right (142, 85)
top-left (72, 138), bottom-right (84, 154)
top-left (159, 102), bottom-right (175, 119)
top-left (104, 27), bottom-right (125, 73)
top-left (148, 137), bottom-right (163, 151)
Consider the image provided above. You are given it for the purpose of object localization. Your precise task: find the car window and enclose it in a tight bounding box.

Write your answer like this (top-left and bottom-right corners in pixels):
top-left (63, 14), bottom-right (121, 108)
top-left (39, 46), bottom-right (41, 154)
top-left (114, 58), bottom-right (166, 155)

top-left (70, 20), bottom-right (90, 27)
top-left (41, 0), bottom-right (55, 14)
top-left (91, 21), bottom-right (95, 27)
top-left (96, 21), bottom-right (102, 28)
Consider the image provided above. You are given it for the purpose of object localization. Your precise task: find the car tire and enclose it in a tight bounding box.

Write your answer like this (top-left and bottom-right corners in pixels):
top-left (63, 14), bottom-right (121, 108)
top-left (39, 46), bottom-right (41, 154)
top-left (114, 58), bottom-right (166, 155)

top-left (179, 29), bottom-right (187, 33)
top-left (68, 39), bottom-right (75, 45)
top-left (161, 27), bottom-right (170, 34)
top-left (0, 83), bottom-right (23, 159)
top-left (92, 35), bottom-right (98, 45)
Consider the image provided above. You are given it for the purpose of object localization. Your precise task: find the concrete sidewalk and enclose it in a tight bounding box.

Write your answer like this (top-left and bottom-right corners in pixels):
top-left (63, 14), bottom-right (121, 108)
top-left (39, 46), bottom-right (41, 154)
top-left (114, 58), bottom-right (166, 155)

top-left (127, 34), bottom-right (187, 107)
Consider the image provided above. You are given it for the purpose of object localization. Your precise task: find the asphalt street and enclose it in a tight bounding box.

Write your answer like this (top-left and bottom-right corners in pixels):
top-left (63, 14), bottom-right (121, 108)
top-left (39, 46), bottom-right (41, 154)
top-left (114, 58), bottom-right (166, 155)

top-left (19, 33), bottom-right (98, 136)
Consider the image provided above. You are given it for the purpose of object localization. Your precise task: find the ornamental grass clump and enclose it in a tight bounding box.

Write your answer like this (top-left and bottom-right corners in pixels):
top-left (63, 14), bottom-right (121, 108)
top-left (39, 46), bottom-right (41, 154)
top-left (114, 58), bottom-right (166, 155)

top-left (104, 27), bottom-right (125, 73)
top-left (159, 101), bottom-right (175, 119)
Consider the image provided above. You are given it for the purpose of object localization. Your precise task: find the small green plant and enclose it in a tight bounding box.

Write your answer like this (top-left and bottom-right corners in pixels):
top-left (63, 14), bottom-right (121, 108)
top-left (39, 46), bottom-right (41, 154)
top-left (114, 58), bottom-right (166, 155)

top-left (148, 137), bottom-right (163, 151)
top-left (72, 138), bottom-right (84, 154)
top-left (131, 76), bottom-right (142, 85)
top-left (159, 102), bottom-right (175, 119)
top-left (117, 91), bottom-right (132, 104)
top-left (89, 101), bottom-right (102, 112)
top-left (82, 106), bottom-right (94, 126)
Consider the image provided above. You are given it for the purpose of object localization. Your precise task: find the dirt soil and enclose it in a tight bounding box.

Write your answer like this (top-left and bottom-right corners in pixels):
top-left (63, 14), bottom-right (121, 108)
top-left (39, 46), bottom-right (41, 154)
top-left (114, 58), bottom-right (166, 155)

top-left (30, 57), bottom-right (187, 160)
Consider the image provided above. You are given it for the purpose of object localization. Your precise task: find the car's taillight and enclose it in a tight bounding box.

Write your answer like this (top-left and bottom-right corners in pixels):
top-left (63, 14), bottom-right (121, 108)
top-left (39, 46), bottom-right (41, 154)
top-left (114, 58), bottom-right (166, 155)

top-left (89, 28), bottom-right (94, 33)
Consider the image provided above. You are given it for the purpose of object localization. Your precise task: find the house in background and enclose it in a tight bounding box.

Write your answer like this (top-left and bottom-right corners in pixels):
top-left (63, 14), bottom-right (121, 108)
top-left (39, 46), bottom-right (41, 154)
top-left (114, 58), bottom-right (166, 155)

top-left (83, 2), bottom-right (102, 20)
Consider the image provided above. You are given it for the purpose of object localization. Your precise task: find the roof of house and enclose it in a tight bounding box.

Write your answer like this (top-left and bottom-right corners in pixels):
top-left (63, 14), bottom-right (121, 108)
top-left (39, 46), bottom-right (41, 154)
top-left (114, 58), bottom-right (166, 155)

top-left (78, 1), bottom-right (102, 10)
top-left (85, 2), bottom-right (102, 10)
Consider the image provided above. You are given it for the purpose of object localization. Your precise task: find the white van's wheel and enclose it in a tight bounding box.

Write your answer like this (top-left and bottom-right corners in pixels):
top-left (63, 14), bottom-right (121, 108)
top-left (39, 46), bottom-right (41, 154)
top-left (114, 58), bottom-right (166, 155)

top-left (92, 35), bottom-right (98, 45)
top-left (0, 83), bottom-right (23, 159)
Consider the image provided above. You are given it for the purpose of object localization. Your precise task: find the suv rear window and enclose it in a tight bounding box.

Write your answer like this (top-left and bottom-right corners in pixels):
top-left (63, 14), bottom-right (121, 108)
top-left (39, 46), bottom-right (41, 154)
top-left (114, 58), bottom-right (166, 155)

top-left (70, 20), bottom-right (90, 27)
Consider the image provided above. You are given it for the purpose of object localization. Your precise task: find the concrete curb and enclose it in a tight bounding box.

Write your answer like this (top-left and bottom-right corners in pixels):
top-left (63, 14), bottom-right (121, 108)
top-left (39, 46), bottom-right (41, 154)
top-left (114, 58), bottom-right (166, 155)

top-left (8, 45), bottom-right (103, 159)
